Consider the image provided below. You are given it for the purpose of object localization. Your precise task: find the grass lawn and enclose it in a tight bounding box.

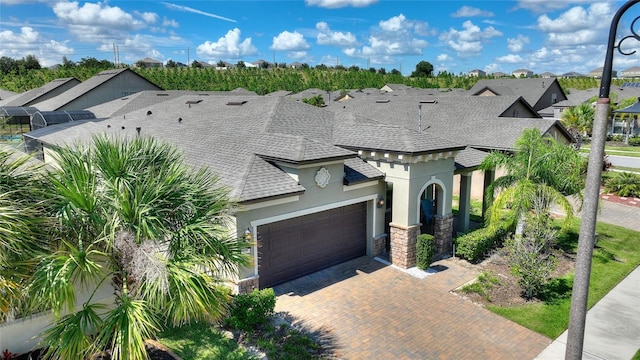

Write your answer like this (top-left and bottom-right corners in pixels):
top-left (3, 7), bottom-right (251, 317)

top-left (158, 322), bottom-right (253, 359)
top-left (633, 349), bottom-right (640, 360)
top-left (452, 195), bottom-right (484, 223)
top-left (487, 219), bottom-right (640, 339)
top-left (581, 145), bottom-right (640, 158)
top-left (159, 320), bottom-right (326, 359)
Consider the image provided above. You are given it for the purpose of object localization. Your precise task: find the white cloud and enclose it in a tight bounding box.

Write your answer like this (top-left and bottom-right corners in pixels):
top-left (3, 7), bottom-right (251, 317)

top-left (343, 14), bottom-right (431, 64)
top-left (496, 54), bottom-right (523, 63)
top-left (439, 20), bottom-right (502, 56)
top-left (52, 1), bottom-right (147, 43)
top-left (437, 53), bottom-right (452, 62)
top-left (316, 22), bottom-right (357, 47)
top-left (451, 6), bottom-right (494, 18)
top-left (507, 34), bottom-right (529, 53)
top-left (287, 51), bottom-right (309, 60)
top-left (271, 31), bottom-right (310, 51)
top-left (196, 28), bottom-right (257, 60)
top-left (305, 0), bottom-right (377, 9)
top-left (162, 17), bottom-right (179, 28)
top-left (138, 12), bottom-right (158, 24)
top-left (536, 3), bottom-right (614, 46)
top-left (53, 1), bottom-right (143, 30)
top-left (0, 27), bottom-right (74, 66)
top-left (515, 0), bottom-right (592, 13)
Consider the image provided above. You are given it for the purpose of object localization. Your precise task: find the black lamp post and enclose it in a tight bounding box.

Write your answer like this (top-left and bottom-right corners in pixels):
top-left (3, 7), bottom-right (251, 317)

top-left (566, 1), bottom-right (640, 359)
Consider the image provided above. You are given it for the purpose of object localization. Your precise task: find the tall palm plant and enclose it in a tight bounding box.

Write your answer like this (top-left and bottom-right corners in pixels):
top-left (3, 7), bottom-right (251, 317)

top-left (480, 128), bottom-right (586, 235)
top-left (0, 148), bottom-right (47, 322)
top-left (560, 103), bottom-right (595, 148)
top-left (30, 136), bottom-right (249, 360)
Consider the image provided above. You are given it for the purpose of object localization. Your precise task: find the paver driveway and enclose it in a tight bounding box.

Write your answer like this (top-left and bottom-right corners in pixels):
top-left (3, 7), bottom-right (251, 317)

top-left (274, 256), bottom-right (550, 360)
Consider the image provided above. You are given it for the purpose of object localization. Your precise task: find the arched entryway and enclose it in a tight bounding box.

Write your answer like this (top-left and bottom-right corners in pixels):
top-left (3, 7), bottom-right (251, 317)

top-left (416, 178), bottom-right (453, 257)
top-left (417, 180), bottom-right (445, 235)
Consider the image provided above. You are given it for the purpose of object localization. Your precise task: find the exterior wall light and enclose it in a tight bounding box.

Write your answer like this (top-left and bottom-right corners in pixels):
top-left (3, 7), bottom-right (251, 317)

top-left (244, 227), bottom-right (252, 241)
top-left (377, 197), bottom-right (385, 208)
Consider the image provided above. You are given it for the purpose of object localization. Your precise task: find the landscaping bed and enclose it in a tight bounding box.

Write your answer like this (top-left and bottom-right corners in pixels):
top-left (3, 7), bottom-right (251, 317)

top-left (452, 249), bottom-right (574, 307)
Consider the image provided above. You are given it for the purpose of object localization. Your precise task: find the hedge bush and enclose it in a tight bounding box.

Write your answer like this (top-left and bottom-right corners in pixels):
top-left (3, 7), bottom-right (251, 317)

top-left (416, 234), bottom-right (436, 270)
top-left (454, 220), bottom-right (512, 262)
top-left (629, 137), bottom-right (640, 146)
top-left (225, 288), bottom-right (276, 331)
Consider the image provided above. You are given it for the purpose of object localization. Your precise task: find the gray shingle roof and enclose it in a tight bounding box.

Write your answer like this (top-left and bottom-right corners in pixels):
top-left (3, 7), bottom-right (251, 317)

top-left (0, 78), bottom-right (80, 107)
top-left (455, 146), bottom-right (488, 170)
top-left (469, 78), bottom-right (564, 109)
top-left (344, 157), bottom-right (384, 185)
top-left (26, 95), bottom-right (383, 202)
top-left (34, 68), bottom-right (161, 111)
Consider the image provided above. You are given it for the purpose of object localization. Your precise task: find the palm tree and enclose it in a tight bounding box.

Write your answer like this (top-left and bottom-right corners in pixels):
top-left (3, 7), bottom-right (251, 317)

top-left (480, 128), bottom-right (586, 235)
top-left (0, 148), bottom-right (47, 322)
top-left (30, 136), bottom-right (249, 360)
top-left (560, 103), bottom-right (595, 148)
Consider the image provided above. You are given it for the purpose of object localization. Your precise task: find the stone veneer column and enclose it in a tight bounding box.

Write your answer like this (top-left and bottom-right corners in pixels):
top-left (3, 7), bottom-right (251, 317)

top-left (372, 233), bottom-right (388, 257)
top-left (433, 213), bottom-right (454, 257)
top-left (236, 276), bottom-right (259, 294)
top-left (389, 223), bottom-right (420, 269)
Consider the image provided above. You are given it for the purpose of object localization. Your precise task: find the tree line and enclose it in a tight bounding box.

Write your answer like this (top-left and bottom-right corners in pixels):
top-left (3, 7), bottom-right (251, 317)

top-left (0, 55), bottom-right (631, 95)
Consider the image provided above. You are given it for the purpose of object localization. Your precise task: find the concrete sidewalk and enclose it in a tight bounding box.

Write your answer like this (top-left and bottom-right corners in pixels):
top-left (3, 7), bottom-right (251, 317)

top-left (539, 200), bottom-right (640, 359)
top-left (535, 265), bottom-right (640, 360)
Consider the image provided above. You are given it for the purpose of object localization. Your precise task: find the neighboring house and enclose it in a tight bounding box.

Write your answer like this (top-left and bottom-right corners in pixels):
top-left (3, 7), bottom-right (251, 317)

top-left (135, 57), bottom-right (164, 68)
top-left (589, 67), bottom-right (617, 78)
top-left (289, 62), bottom-right (303, 69)
top-left (31, 68), bottom-right (162, 111)
top-left (620, 66), bottom-right (640, 78)
top-left (469, 78), bottom-right (568, 112)
top-left (491, 72), bottom-right (508, 78)
top-left (512, 68), bottom-right (533, 78)
top-left (252, 59), bottom-right (271, 68)
top-left (561, 71), bottom-right (584, 78)
top-left (468, 69), bottom-right (486, 77)
top-left (539, 72), bottom-right (557, 78)
top-left (0, 78), bottom-right (80, 107)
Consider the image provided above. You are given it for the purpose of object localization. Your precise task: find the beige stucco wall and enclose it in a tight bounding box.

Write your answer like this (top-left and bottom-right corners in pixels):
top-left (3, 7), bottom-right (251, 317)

top-left (453, 168), bottom-right (508, 201)
top-left (234, 159), bottom-right (384, 280)
top-left (0, 280), bottom-right (113, 356)
top-left (370, 156), bottom-right (455, 226)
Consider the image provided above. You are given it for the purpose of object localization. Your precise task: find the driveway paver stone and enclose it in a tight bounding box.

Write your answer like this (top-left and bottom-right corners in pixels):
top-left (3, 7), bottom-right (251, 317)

top-left (274, 256), bottom-right (551, 360)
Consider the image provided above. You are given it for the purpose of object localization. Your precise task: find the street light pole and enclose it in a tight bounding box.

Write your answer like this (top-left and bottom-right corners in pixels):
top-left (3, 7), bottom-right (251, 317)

top-left (565, 1), bottom-right (640, 359)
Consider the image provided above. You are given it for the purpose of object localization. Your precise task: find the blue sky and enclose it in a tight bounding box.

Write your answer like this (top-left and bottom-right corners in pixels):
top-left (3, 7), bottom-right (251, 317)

top-left (1, 0), bottom-right (640, 75)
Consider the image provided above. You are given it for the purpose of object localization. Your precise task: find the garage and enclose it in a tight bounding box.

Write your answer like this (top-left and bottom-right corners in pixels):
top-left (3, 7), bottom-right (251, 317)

top-left (257, 202), bottom-right (367, 288)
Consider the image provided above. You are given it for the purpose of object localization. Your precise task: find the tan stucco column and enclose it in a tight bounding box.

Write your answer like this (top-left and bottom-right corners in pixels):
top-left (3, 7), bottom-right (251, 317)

top-left (482, 169), bottom-right (495, 218)
top-left (458, 173), bottom-right (472, 233)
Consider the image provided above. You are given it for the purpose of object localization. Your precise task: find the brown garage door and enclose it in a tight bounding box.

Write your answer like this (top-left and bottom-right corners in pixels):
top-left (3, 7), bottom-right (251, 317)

top-left (258, 202), bottom-right (367, 288)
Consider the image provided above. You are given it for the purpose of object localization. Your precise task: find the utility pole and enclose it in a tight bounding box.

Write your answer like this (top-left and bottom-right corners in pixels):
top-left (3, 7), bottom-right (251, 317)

top-left (565, 1), bottom-right (640, 359)
top-left (187, 47), bottom-right (190, 66)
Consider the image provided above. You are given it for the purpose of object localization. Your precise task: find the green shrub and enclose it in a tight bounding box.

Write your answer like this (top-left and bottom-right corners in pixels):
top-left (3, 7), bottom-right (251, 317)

top-left (225, 288), bottom-right (276, 331)
top-left (629, 137), bottom-right (640, 146)
top-left (416, 234), bottom-right (436, 270)
top-left (454, 220), bottom-right (511, 262)
top-left (604, 171), bottom-right (640, 197)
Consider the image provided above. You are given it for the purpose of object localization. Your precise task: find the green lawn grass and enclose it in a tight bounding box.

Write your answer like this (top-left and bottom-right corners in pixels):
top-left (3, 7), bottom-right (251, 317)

top-left (581, 145), bottom-right (640, 158)
top-left (487, 219), bottom-right (640, 339)
top-left (632, 348), bottom-right (640, 360)
top-left (452, 195), bottom-right (484, 223)
top-left (158, 322), bottom-right (253, 360)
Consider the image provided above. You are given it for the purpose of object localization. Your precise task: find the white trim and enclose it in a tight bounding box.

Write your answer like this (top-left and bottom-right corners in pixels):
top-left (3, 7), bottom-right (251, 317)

top-left (343, 180), bottom-right (380, 191)
top-left (240, 195), bottom-right (300, 211)
top-left (416, 177), bottom-right (447, 224)
top-left (249, 194), bottom-right (378, 277)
